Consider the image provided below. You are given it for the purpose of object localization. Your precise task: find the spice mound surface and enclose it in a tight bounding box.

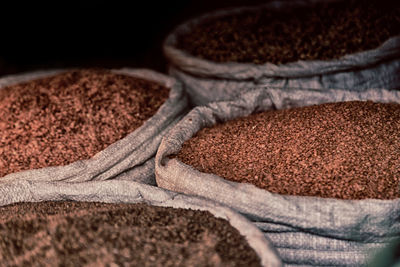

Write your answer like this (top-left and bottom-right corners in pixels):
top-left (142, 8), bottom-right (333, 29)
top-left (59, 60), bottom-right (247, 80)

top-left (176, 0), bottom-right (400, 64)
top-left (175, 101), bottom-right (400, 200)
top-left (0, 201), bottom-right (262, 267)
top-left (0, 69), bottom-right (170, 178)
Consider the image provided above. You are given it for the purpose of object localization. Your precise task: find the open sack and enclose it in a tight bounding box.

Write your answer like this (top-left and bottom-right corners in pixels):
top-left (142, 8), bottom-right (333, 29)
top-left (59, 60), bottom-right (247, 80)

top-left (164, 0), bottom-right (400, 106)
top-left (155, 87), bottom-right (400, 266)
top-left (0, 68), bottom-right (188, 185)
top-left (0, 179), bottom-right (282, 267)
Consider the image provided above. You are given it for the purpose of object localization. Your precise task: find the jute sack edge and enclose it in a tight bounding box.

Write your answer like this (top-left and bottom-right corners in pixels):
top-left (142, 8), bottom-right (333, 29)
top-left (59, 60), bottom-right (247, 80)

top-left (0, 68), bottom-right (188, 185)
top-left (163, 1), bottom-right (400, 80)
top-left (0, 179), bottom-right (283, 267)
top-left (155, 87), bottom-right (400, 242)
top-left (168, 61), bottom-right (400, 107)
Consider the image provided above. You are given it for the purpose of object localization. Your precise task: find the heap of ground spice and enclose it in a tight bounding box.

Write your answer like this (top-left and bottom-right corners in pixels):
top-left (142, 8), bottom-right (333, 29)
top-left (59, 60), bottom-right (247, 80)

top-left (176, 0), bottom-right (400, 64)
top-left (175, 101), bottom-right (400, 200)
top-left (0, 201), bottom-right (261, 267)
top-left (0, 69), bottom-right (170, 178)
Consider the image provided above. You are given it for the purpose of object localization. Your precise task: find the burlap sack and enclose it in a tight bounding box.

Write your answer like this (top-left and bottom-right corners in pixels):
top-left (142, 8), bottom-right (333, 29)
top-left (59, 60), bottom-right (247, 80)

top-left (0, 179), bottom-right (282, 267)
top-left (0, 68), bottom-right (188, 185)
top-left (163, 0), bottom-right (400, 106)
top-left (155, 87), bottom-right (400, 266)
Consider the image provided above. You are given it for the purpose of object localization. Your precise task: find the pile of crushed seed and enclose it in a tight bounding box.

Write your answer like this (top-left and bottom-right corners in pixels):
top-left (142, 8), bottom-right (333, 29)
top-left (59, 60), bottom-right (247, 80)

top-left (176, 0), bottom-right (400, 64)
top-left (175, 101), bottom-right (400, 200)
top-left (0, 69), bottom-right (170, 178)
top-left (0, 201), bottom-right (261, 267)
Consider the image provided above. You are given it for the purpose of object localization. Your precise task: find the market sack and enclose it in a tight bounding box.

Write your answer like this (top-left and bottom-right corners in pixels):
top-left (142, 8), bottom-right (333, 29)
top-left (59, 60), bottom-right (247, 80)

top-left (0, 68), bottom-right (188, 185)
top-left (0, 179), bottom-right (282, 267)
top-left (155, 87), bottom-right (400, 266)
top-left (163, 0), bottom-right (400, 106)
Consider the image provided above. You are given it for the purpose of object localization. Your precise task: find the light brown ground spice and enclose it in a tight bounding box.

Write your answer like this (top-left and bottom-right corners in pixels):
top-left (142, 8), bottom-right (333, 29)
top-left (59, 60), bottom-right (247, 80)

top-left (175, 101), bottom-right (400, 200)
top-left (176, 0), bottom-right (400, 64)
top-left (0, 69), bottom-right (170, 178)
top-left (0, 201), bottom-right (262, 267)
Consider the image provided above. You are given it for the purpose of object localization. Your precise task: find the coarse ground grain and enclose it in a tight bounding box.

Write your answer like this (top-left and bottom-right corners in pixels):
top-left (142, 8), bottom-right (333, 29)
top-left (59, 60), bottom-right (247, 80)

top-left (176, 0), bottom-right (400, 65)
top-left (175, 101), bottom-right (400, 200)
top-left (0, 201), bottom-right (262, 267)
top-left (0, 69), bottom-right (170, 178)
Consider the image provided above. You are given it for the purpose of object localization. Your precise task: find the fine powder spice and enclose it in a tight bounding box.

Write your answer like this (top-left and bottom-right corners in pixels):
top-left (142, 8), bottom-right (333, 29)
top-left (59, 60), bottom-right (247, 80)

top-left (175, 101), bottom-right (400, 200)
top-left (0, 201), bottom-right (262, 267)
top-left (176, 0), bottom-right (400, 64)
top-left (0, 69), bottom-right (170, 178)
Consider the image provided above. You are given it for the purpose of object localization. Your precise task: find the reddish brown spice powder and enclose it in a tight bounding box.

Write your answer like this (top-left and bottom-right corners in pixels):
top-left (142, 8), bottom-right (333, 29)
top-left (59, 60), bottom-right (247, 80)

top-left (177, 0), bottom-right (400, 64)
top-left (0, 201), bottom-right (262, 267)
top-left (0, 69), bottom-right (170, 178)
top-left (176, 101), bottom-right (400, 200)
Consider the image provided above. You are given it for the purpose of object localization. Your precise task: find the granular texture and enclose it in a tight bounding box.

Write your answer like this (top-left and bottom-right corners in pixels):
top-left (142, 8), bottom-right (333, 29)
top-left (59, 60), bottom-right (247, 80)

top-left (175, 101), bottom-right (400, 200)
top-left (176, 0), bottom-right (400, 64)
top-left (0, 201), bottom-right (262, 267)
top-left (0, 69), bottom-right (170, 178)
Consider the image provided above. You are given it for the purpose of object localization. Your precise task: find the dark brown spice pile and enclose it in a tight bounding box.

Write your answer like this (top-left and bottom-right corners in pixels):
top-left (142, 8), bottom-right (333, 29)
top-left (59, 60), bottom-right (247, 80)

top-left (0, 201), bottom-right (261, 267)
top-left (176, 0), bottom-right (400, 64)
top-left (175, 101), bottom-right (400, 200)
top-left (0, 69), bottom-right (170, 178)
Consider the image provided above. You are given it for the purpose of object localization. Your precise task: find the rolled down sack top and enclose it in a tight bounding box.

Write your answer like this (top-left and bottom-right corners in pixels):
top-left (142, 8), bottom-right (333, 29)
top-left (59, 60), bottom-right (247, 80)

top-left (155, 87), bottom-right (400, 266)
top-left (164, 0), bottom-right (400, 105)
top-left (0, 179), bottom-right (282, 267)
top-left (0, 68), bottom-right (188, 185)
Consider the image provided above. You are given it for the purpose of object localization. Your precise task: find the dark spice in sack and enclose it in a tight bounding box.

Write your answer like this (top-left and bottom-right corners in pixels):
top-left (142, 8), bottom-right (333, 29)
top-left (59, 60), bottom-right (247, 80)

top-left (176, 0), bottom-right (400, 65)
top-left (0, 69), bottom-right (169, 178)
top-left (175, 101), bottom-right (400, 200)
top-left (0, 201), bottom-right (262, 267)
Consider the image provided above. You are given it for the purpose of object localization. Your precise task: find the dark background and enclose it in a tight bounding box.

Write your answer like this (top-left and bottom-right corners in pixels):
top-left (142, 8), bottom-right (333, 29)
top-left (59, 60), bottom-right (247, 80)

top-left (0, 1), bottom-right (267, 76)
